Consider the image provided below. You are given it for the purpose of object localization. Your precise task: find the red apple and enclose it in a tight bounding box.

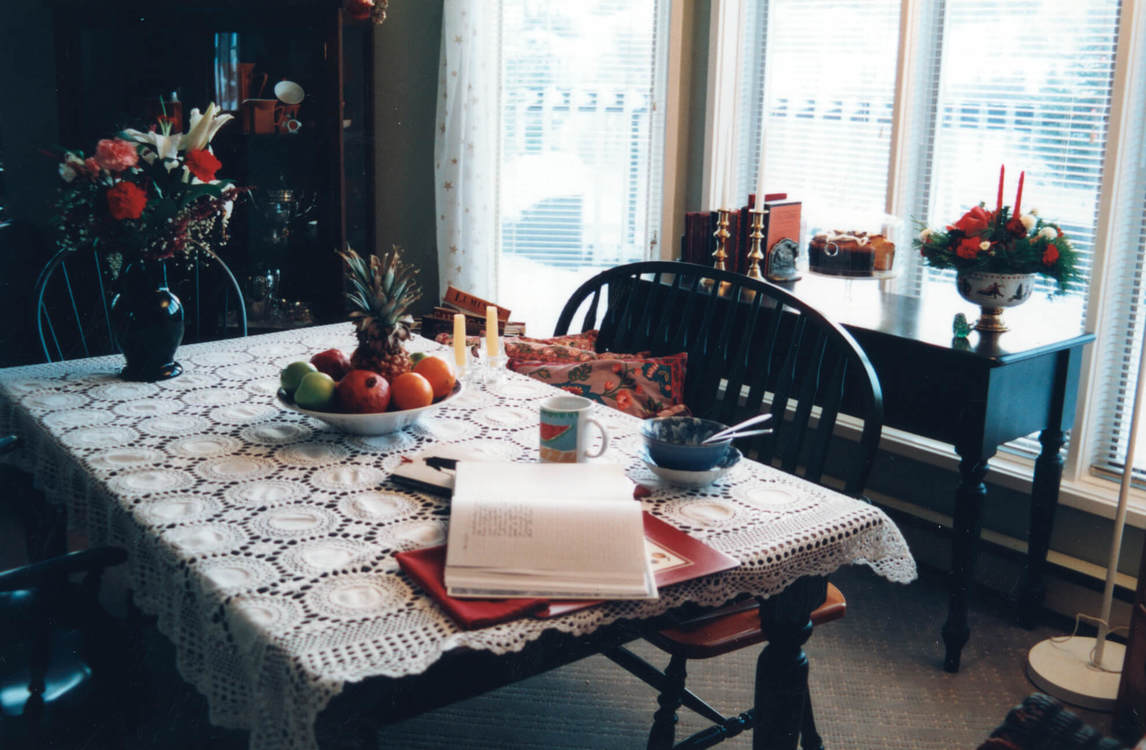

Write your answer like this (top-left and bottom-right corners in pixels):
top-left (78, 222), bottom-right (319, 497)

top-left (310, 348), bottom-right (352, 381)
top-left (336, 369), bottom-right (391, 413)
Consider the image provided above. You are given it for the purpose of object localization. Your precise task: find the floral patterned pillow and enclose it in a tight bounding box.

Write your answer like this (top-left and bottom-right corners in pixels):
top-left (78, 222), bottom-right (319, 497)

top-left (434, 331), bottom-right (607, 366)
top-left (510, 353), bottom-right (688, 419)
top-left (517, 330), bottom-right (599, 351)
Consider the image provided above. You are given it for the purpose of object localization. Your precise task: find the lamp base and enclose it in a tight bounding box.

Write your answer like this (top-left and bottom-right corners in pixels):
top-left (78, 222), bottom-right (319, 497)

top-left (1026, 636), bottom-right (1125, 712)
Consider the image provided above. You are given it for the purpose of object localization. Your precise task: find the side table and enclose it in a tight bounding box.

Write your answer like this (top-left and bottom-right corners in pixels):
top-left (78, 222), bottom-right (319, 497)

top-left (794, 278), bottom-right (1094, 672)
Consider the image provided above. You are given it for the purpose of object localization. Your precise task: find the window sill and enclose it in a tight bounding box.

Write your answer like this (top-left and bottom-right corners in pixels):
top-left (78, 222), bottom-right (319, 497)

top-left (873, 423), bottom-right (1146, 529)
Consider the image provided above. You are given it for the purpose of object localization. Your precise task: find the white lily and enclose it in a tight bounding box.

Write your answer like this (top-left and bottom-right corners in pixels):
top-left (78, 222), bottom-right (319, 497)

top-left (122, 128), bottom-right (182, 171)
top-left (182, 103), bottom-right (233, 152)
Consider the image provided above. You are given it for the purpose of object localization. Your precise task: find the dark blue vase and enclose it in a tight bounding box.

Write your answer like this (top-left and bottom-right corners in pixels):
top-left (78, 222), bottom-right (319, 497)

top-left (110, 260), bottom-right (184, 381)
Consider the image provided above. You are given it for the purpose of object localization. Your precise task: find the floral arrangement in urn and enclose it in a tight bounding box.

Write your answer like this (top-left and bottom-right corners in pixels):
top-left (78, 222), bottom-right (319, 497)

top-left (53, 102), bottom-right (239, 270)
top-left (913, 167), bottom-right (1080, 294)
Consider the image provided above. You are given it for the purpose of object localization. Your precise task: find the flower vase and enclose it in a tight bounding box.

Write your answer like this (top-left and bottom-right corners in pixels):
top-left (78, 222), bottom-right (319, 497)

top-left (110, 260), bottom-right (185, 381)
top-left (955, 271), bottom-right (1036, 333)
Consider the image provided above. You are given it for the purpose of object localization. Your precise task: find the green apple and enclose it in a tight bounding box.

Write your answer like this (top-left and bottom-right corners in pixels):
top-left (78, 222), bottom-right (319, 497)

top-left (281, 361), bottom-right (318, 395)
top-left (294, 371), bottom-right (337, 411)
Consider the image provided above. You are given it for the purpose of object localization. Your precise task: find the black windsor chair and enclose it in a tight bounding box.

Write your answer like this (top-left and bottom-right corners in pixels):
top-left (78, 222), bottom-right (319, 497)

top-left (0, 546), bottom-right (129, 749)
top-left (553, 261), bottom-right (884, 750)
top-left (33, 246), bottom-right (247, 363)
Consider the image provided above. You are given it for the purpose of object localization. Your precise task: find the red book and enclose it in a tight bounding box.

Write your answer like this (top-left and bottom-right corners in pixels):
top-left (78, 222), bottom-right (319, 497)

top-left (396, 545), bottom-right (548, 629)
top-left (396, 513), bottom-right (740, 628)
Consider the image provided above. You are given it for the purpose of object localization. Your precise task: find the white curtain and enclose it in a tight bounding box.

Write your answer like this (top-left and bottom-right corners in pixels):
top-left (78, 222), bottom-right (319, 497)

top-left (434, 0), bottom-right (499, 299)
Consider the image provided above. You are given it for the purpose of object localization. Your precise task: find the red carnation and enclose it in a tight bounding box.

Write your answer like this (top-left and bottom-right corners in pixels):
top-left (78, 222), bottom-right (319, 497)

top-left (185, 149), bottom-right (222, 182)
top-left (106, 181), bottom-right (148, 220)
top-left (1043, 245), bottom-right (1060, 266)
top-left (955, 236), bottom-right (982, 259)
top-left (949, 205), bottom-right (992, 236)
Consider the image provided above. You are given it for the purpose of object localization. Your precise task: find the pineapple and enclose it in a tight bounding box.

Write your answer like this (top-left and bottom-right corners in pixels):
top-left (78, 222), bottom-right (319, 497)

top-left (338, 245), bottom-right (422, 381)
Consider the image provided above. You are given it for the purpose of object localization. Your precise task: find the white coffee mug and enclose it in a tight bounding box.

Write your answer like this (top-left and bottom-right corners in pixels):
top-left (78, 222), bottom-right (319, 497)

top-left (539, 395), bottom-right (609, 463)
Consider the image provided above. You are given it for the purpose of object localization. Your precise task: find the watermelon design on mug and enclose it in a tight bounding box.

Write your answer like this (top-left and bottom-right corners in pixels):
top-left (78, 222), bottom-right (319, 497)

top-left (539, 423), bottom-right (572, 442)
top-left (540, 407), bottom-right (579, 457)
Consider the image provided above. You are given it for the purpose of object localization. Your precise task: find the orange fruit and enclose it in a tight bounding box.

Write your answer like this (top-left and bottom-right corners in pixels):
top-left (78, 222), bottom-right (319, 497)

top-left (413, 355), bottom-right (456, 400)
top-left (390, 372), bottom-right (434, 410)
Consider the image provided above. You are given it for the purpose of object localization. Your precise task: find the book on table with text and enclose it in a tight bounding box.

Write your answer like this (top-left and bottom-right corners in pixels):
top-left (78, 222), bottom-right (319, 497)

top-left (443, 462), bottom-right (658, 600)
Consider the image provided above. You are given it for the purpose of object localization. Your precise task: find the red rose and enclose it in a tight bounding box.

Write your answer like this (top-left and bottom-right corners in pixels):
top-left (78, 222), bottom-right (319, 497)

top-left (84, 157), bottom-right (101, 176)
top-left (1043, 245), bottom-right (1060, 265)
top-left (949, 205), bottom-right (992, 236)
top-left (955, 236), bottom-right (982, 259)
top-left (1005, 217), bottom-right (1027, 237)
top-left (184, 149), bottom-right (222, 182)
top-left (94, 138), bottom-right (139, 172)
top-left (106, 181), bottom-right (148, 220)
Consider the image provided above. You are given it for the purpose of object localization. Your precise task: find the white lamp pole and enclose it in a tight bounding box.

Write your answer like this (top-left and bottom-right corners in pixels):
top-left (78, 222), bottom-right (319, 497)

top-left (1026, 321), bottom-right (1146, 709)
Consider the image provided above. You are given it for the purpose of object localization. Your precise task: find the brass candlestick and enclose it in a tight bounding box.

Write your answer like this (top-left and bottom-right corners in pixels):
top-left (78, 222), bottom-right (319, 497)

top-left (743, 208), bottom-right (767, 301)
top-left (711, 208), bottom-right (732, 296)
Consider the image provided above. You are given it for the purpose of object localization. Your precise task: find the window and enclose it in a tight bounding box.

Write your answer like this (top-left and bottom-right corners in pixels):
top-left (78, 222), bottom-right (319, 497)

top-left (922, 0), bottom-right (1119, 306)
top-left (737, 0), bottom-right (902, 233)
top-left (496, 1), bottom-right (668, 333)
top-left (735, 0), bottom-right (1146, 495)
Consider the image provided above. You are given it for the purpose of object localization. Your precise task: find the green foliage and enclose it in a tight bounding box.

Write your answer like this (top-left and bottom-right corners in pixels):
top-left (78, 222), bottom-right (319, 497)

top-left (912, 204), bottom-right (1081, 293)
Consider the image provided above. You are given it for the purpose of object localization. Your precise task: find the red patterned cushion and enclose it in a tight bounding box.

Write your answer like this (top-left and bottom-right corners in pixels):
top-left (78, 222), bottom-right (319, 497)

top-left (435, 331), bottom-right (607, 366)
top-left (517, 330), bottom-right (599, 351)
top-left (510, 353), bottom-right (687, 419)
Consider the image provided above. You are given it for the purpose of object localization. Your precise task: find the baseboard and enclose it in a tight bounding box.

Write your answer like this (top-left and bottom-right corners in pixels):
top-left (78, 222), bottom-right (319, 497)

top-left (869, 491), bottom-right (1136, 638)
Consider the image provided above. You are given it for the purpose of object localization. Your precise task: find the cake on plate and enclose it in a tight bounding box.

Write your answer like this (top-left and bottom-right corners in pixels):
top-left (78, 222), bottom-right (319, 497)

top-left (808, 231), bottom-right (895, 276)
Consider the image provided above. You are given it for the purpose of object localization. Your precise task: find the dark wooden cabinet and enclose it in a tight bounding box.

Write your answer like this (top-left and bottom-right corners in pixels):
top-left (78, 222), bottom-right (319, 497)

top-left (49, 0), bottom-right (374, 326)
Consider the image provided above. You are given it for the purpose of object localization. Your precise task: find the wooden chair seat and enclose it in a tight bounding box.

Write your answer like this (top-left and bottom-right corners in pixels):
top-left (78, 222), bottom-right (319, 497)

top-left (649, 583), bottom-right (846, 660)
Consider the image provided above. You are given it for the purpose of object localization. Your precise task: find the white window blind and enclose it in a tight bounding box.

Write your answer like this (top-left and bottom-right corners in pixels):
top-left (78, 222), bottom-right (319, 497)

top-left (497, 0), bottom-right (666, 332)
top-left (742, 0), bottom-right (902, 232)
top-left (1091, 15), bottom-right (1146, 481)
top-left (922, 0), bottom-right (1119, 303)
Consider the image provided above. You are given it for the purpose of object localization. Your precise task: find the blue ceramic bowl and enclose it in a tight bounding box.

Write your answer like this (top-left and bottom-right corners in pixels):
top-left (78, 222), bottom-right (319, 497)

top-left (639, 417), bottom-right (732, 471)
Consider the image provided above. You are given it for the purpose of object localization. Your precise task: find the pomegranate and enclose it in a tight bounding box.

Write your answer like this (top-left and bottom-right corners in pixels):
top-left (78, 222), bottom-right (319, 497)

top-left (336, 369), bottom-right (391, 413)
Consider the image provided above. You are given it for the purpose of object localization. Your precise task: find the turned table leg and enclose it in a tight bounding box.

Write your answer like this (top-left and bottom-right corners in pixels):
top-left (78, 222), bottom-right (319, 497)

top-left (754, 578), bottom-right (823, 750)
top-left (1012, 427), bottom-right (1065, 628)
top-left (943, 447), bottom-right (993, 673)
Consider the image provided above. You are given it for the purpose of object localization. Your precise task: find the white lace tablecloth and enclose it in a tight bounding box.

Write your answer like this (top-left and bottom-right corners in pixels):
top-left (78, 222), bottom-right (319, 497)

top-left (0, 323), bottom-right (916, 750)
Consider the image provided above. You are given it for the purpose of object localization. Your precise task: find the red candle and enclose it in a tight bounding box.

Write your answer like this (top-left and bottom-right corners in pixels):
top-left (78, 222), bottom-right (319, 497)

top-left (996, 164), bottom-right (1005, 214)
top-left (1014, 171), bottom-right (1025, 217)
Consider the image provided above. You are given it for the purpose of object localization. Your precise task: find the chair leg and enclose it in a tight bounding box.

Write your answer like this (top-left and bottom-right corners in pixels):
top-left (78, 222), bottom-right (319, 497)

top-left (800, 693), bottom-right (823, 750)
top-left (648, 654), bottom-right (688, 750)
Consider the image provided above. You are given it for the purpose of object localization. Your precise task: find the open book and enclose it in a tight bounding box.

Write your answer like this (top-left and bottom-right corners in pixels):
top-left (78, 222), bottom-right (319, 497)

top-left (444, 462), bottom-right (657, 600)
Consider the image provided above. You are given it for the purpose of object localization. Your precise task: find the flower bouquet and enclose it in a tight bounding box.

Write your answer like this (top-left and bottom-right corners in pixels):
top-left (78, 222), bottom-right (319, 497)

top-left (54, 102), bottom-right (239, 270)
top-left (913, 169), bottom-right (1081, 332)
top-left (52, 102), bottom-right (240, 380)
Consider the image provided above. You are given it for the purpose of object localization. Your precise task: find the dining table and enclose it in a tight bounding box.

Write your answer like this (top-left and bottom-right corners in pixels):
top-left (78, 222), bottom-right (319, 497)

top-left (0, 323), bottom-right (917, 750)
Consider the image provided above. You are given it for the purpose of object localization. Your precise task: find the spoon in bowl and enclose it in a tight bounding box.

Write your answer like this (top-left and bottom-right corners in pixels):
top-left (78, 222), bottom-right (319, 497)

top-left (702, 413), bottom-right (773, 444)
